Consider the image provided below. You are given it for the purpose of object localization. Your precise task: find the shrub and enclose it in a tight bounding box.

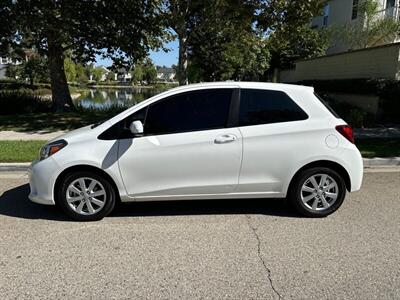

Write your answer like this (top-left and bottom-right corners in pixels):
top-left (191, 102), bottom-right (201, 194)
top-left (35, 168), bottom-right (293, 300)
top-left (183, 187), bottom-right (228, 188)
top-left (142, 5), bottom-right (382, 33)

top-left (298, 79), bottom-right (400, 125)
top-left (0, 91), bottom-right (52, 115)
top-left (75, 101), bottom-right (130, 114)
top-left (318, 93), bottom-right (373, 128)
top-left (0, 80), bottom-right (51, 91)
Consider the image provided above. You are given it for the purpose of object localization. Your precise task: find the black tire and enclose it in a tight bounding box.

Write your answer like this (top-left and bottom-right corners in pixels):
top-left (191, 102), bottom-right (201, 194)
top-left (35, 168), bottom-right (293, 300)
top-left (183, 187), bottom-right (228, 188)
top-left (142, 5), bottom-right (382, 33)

top-left (288, 167), bottom-right (346, 217)
top-left (57, 171), bottom-right (116, 221)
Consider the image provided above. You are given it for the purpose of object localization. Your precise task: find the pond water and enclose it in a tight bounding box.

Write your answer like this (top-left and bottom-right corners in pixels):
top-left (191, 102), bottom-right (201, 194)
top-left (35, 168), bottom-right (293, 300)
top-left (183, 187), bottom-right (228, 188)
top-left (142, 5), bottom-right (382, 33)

top-left (74, 87), bottom-right (170, 109)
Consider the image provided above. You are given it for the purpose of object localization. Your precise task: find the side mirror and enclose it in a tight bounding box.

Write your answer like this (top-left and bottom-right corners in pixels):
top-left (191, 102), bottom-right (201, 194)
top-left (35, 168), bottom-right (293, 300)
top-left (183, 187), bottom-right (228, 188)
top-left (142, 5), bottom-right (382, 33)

top-left (129, 120), bottom-right (144, 136)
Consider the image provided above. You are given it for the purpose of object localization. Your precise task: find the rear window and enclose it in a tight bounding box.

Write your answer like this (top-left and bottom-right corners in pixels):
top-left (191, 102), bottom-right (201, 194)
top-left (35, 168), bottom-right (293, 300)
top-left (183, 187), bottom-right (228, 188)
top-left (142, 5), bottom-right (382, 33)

top-left (314, 92), bottom-right (340, 118)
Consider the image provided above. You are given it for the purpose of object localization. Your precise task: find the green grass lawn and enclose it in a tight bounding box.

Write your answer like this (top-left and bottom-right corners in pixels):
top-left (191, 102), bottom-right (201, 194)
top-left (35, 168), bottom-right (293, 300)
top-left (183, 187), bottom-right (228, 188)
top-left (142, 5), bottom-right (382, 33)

top-left (0, 138), bottom-right (399, 163)
top-left (356, 138), bottom-right (400, 158)
top-left (0, 140), bottom-right (45, 162)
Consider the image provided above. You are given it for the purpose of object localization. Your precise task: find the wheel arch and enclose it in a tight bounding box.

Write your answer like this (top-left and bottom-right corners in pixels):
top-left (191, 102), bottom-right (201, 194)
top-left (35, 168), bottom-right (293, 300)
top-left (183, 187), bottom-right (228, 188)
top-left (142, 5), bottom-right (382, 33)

top-left (288, 160), bottom-right (351, 193)
top-left (53, 164), bottom-right (121, 204)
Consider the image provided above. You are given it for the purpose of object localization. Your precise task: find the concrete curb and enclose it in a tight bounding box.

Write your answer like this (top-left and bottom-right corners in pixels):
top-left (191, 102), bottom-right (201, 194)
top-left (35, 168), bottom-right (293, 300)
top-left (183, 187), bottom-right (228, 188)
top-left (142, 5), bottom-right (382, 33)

top-left (0, 163), bottom-right (31, 172)
top-left (1, 158), bottom-right (399, 172)
top-left (362, 157), bottom-right (400, 167)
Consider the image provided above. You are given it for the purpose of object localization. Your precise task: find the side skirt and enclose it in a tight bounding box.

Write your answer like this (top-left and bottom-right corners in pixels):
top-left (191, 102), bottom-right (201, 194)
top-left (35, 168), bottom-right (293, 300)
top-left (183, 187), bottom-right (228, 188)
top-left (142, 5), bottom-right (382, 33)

top-left (120, 191), bottom-right (285, 202)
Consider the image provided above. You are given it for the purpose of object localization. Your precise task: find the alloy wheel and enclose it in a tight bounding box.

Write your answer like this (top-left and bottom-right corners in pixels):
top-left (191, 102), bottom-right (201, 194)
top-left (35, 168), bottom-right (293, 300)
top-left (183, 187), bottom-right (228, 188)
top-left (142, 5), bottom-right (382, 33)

top-left (300, 173), bottom-right (339, 211)
top-left (66, 177), bottom-right (107, 215)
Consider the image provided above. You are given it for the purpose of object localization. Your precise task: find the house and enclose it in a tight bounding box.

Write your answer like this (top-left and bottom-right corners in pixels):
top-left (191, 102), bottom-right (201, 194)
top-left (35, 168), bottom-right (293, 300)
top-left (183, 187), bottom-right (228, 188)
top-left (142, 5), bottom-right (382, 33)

top-left (156, 66), bottom-right (176, 82)
top-left (116, 67), bottom-right (132, 82)
top-left (0, 57), bottom-right (22, 79)
top-left (89, 66), bottom-right (111, 82)
top-left (312, 0), bottom-right (400, 54)
top-left (99, 66), bottom-right (110, 82)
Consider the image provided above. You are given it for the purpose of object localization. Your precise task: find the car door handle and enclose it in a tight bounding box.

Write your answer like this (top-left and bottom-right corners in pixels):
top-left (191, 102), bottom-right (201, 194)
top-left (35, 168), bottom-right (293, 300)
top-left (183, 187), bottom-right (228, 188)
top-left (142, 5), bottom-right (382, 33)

top-left (214, 134), bottom-right (237, 144)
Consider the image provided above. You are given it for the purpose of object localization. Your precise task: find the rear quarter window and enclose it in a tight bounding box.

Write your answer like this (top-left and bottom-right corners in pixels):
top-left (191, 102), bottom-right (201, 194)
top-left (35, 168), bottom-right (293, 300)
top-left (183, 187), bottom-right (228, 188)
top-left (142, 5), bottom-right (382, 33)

top-left (314, 92), bottom-right (340, 118)
top-left (239, 89), bottom-right (308, 126)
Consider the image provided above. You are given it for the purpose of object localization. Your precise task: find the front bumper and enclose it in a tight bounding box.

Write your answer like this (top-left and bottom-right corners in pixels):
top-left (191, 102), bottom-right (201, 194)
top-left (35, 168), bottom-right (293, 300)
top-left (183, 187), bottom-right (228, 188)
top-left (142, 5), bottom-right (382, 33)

top-left (28, 158), bottom-right (60, 205)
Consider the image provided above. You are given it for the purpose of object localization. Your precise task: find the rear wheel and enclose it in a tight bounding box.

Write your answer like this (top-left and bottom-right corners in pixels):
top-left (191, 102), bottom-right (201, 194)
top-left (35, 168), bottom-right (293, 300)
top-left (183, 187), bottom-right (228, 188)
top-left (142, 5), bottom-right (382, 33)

top-left (288, 167), bottom-right (346, 217)
top-left (57, 171), bottom-right (116, 221)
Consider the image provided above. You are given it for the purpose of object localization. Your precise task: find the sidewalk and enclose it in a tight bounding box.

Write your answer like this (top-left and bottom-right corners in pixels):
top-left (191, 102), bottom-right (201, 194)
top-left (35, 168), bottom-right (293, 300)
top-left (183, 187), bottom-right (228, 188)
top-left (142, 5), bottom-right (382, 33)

top-left (0, 130), bottom-right (66, 141)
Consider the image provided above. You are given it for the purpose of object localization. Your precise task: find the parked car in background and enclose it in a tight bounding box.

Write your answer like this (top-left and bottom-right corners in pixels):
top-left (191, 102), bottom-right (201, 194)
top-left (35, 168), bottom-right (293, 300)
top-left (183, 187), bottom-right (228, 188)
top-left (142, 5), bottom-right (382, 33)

top-left (28, 82), bottom-right (363, 221)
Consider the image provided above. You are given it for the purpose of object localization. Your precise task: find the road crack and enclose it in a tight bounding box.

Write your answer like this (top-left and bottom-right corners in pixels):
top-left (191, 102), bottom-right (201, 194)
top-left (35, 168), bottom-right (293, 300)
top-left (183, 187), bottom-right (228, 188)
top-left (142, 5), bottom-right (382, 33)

top-left (245, 215), bottom-right (282, 300)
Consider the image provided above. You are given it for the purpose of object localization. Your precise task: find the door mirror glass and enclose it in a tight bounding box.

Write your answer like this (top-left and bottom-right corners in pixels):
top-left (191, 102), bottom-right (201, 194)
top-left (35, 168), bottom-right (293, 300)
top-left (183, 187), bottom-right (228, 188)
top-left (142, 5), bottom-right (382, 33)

top-left (129, 120), bottom-right (144, 135)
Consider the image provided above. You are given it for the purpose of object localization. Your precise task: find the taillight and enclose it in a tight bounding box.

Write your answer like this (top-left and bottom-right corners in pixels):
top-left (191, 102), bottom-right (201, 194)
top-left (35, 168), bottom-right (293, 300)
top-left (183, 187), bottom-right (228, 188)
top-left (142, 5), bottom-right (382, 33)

top-left (336, 125), bottom-right (354, 143)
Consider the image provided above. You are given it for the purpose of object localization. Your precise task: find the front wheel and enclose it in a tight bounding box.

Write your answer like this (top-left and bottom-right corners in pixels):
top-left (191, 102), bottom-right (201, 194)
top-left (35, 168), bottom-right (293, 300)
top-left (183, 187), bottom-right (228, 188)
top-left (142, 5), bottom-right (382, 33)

top-left (57, 171), bottom-right (116, 221)
top-left (288, 167), bottom-right (346, 217)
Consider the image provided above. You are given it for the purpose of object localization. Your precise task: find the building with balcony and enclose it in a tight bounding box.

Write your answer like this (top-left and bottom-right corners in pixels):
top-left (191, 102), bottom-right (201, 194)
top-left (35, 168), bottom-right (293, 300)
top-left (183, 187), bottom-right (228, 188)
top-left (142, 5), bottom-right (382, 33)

top-left (279, 0), bottom-right (400, 83)
top-left (312, 0), bottom-right (400, 54)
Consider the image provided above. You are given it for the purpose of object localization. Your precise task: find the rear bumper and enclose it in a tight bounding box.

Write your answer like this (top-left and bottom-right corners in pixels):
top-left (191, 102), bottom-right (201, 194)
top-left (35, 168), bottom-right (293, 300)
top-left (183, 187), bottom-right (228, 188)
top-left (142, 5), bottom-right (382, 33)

top-left (342, 147), bottom-right (363, 192)
top-left (28, 158), bottom-right (59, 205)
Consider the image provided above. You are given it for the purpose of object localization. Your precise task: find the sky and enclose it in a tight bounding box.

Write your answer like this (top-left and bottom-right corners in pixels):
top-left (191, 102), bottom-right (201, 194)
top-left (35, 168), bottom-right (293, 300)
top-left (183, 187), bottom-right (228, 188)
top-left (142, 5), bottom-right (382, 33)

top-left (95, 40), bottom-right (179, 68)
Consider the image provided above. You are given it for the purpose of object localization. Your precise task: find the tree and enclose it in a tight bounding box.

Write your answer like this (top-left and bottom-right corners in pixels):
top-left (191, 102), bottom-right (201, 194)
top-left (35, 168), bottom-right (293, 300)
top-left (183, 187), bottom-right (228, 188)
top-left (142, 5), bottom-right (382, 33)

top-left (328, 0), bottom-right (400, 50)
top-left (75, 63), bottom-right (89, 84)
top-left (220, 32), bottom-right (270, 81)
top-left (268, 25), bottom-right (328, 69)
top-left (106, 71), bottom-right (116, 82)
top-left (5, 51), bottom-right (49, 85)
top-left (187, 0), bottom-right (269, 82)
top-left (0, 0), bottom-right (167, 111)
top-left (143, 61), bottom-right (158, 84)
top-left (64, 57), bottom-right (76, 83)
top-left (90, 66), bottom-right (106, 83)
top-left (23, 53), bottom-right (49, 85)
top-left (256, 0), bottom-right (328, 81)
top-left (130, 64), bottom-right (143, 83)
top-left (167, 0), bottom-right (192, 85)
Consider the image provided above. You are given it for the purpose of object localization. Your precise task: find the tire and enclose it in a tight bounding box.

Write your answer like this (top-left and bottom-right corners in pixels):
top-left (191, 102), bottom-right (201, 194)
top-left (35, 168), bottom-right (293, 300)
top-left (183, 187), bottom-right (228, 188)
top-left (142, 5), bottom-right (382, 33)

top-left (288, 167), bottom-right (346, 217)
top-left (57, 171), bottom-right (116, 221)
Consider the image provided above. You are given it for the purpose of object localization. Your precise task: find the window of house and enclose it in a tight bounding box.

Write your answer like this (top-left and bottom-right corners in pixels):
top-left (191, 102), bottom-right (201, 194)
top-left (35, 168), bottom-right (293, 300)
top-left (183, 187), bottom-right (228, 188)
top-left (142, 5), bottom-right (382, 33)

top-left (144, 89), bottom-right (233, 135)
top-left (352, 0), bottom-right (359, 19)
top-left (386, 0), bottom-right (395, 8)
top-left (239, 89), bottom-right (308, 126)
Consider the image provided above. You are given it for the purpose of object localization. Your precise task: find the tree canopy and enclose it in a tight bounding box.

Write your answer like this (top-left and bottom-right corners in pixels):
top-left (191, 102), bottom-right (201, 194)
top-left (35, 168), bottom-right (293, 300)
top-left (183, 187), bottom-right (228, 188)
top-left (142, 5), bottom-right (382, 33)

top-left (0, 0), bottom-right (168, 111)
top-left (0, 0), bottom-right (332, 97)
top-left (256, 0), bottom-right (328, 79)
top-left (187, 0), bottom-right (270, 82)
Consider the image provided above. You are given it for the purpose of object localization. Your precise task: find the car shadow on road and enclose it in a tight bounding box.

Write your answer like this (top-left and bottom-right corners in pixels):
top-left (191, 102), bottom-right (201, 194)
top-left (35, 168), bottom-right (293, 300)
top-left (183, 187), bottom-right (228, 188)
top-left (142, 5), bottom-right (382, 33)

top-left (0, 184), bottom-right (299, 221)
top-left (0, 184), bottom-right (68, 221)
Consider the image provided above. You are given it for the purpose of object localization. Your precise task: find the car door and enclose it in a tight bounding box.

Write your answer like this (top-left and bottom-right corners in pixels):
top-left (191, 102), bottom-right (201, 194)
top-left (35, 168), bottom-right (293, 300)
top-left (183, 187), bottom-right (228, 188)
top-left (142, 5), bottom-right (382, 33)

top-left (237, 88), bottom-right (309, 195)
top-left (117, 87), bottom-right (242, 200)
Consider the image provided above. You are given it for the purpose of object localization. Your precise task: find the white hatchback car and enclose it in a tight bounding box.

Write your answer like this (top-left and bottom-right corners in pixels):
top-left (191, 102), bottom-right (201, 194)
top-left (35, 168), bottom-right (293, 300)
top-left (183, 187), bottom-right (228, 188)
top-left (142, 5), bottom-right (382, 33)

top-left (29, 82), bottom-right (363, 221)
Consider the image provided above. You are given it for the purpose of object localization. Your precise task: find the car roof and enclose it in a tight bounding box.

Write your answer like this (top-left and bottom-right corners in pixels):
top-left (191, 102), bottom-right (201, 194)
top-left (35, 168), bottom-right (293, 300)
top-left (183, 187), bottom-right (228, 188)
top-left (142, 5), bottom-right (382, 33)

top-left (167, 81), bottom-right (314, 93)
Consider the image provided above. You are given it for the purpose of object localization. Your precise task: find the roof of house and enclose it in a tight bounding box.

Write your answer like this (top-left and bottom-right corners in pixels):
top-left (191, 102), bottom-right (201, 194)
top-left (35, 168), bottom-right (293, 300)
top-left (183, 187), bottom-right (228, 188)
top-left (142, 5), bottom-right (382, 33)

top-left (157, 67), bottom-right (175, 74)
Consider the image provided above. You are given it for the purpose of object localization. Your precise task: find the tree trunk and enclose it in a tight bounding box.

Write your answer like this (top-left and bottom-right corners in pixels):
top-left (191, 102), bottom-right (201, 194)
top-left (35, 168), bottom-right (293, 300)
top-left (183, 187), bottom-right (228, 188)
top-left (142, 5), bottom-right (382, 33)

top-left (47, 37), bottom-right (75, 112)
top-left (178, 32), bottom-right (188, 86)
top-left (272, 68), bottom-right (280, 83)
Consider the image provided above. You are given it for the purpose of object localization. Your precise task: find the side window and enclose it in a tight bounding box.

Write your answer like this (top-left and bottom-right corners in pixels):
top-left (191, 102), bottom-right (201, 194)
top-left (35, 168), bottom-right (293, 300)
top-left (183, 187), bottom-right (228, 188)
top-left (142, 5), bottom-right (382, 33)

top-left (239, 89), bottom-right (308, 126)
top-left (145, 89), bottom-right (233, 135)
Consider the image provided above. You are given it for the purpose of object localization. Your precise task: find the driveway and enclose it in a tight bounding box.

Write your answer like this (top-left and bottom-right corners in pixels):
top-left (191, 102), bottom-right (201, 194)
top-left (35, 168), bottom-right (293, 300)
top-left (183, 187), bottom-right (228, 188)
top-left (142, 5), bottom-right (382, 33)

top-left (0, 170), bottom-right (399, 299)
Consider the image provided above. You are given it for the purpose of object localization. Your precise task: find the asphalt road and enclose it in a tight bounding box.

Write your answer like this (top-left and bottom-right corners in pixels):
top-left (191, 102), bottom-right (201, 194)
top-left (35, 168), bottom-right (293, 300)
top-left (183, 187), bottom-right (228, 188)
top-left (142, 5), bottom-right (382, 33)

top-left (0, 170), bottom-right (399, 299)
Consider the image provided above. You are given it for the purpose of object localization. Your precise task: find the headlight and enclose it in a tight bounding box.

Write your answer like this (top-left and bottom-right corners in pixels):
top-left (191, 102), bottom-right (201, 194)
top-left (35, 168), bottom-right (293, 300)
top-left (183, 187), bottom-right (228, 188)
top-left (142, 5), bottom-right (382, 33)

top-left (39, 140), bottom-right (68, 161)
